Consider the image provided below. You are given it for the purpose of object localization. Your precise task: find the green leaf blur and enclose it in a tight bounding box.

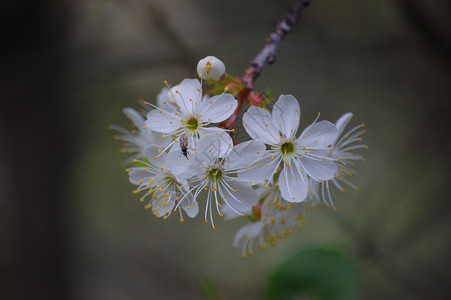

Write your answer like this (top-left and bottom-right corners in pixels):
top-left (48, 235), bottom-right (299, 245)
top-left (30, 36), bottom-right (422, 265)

top-left (266, 247), bottom-right (358, 300)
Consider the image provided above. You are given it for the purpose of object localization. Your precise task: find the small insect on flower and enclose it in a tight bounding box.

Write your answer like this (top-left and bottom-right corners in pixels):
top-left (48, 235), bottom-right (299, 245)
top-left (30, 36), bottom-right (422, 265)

top-left (179, 135), bottom-right (189, 159)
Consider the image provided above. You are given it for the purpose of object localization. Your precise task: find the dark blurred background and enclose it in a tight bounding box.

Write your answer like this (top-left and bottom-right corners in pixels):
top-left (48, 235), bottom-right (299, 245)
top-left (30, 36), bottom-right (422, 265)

top-left (1, 0), bottom-right (450, 299)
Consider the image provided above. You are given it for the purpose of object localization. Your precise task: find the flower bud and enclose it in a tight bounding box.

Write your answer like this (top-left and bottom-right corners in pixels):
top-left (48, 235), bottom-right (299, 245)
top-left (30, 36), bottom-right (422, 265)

top-left (197, 56), bottom-right (225, 81)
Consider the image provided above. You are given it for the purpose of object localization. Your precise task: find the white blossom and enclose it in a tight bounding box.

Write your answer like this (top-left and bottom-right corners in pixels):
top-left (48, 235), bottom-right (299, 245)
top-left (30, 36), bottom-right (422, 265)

top-left (197, 56), bottom-right (226, 81)
top-left (111, 108), bottom-right (170, 163)
top-left (145, 78), bottom-right (237, 151)
top-left (309, 113), bottom-right (367, 209)
top-left (173, 132), bottom-right (265, 229)
top-left (230, 184), bottom-right (305, 258)
top-left (110, 51), bottom-right (369, 256)
top-left (240, 95), bottom-right (338, 203)
top-left (127, 145), bottom-right (198, 221)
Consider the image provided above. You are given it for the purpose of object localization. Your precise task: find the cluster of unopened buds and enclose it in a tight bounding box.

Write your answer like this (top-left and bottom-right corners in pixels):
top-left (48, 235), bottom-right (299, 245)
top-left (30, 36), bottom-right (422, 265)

top-left (112, 56), bottom-right (367, 258)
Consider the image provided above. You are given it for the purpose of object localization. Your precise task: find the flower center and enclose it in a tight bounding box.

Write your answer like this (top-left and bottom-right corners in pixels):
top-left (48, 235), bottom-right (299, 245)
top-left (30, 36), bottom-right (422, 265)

top-left (163, 173), bottom-right (178, 187)
top-left (208, 167), bottom-right (223, 182)
top-left (280, 142), bottom-right (294, 155)
top-left (185, 116), bottom-right (199, 131)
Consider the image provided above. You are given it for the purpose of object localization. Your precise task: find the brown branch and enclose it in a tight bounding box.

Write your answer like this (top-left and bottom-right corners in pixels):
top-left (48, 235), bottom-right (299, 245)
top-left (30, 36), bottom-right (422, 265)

top-left (220, 0), bottom-right (312, 137)
top-left (242, 0), bottom-right (312, 90)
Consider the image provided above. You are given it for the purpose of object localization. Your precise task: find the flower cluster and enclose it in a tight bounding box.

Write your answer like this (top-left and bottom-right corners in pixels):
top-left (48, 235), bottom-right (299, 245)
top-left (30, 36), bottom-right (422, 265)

top-left (112, 56), bottom-right (366, 257)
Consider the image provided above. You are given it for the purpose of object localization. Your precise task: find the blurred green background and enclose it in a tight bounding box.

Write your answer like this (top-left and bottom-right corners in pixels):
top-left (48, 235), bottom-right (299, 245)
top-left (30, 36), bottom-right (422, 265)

top-left (1, 0), bottom-right (450, 299)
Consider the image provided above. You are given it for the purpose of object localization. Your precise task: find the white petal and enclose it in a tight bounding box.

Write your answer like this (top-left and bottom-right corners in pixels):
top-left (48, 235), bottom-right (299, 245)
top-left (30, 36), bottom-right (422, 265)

top-left (191, 132), bottom-right (233, 166)
top-left (172, 79), bottom-right (202, 115)
top-left (238, 154), bottom-right (280, 184)
top-left (152, 194), bottom-right (175, 218)
top-left (128, 168), bottom-right (152, 185)
top-left (219, 179), bottom-right (259, 214)
top-left (233, 222), bottom-right (265, 248)
top-left (166, 150), bottom-right (190, 178)
top-left (223, 140), bottom-right (266, 170)
top-left (197, 93), bottom-right (237, 123)
top-left (157, 87), bottom-right (169, 106)
top-left (297, 156), bottom-right (337, 181)
top-left (200, 126), bottom-right (228, 136)
top-left (245, 220), bottom-right (265, 239)
top-left (180, 189), bottom-right (199, 218)
top-left (143, 145), bottom-right (167, 169)
top-left (156, 87), bottom-right (178, 111)
top-left (222, 203), bottom-right (251, 220)
top-left (335, 113), bottom-right (353, 138)
top-left (233, 225), bottom-right (249, 248)
top-left (123, 108), bottom-right (145, 129)
top-left (144, 129), bottom-right (172, 149)
top-left (181, 202), bottom-right (199, 218)
top-left (243, 106), bottom-right (280, 145)
top-left (298, 120), bottom-right (338, 148)
top-left (306, 178), bottom-right (321, 206)
top-left (279, 163), bottom-right (308, 202)
top-left (146, 109), bottom-right (182, 134)
top-left (255, 185), bottom-right (271, 198)
top-left (272, 95), bottom-right (300, 139)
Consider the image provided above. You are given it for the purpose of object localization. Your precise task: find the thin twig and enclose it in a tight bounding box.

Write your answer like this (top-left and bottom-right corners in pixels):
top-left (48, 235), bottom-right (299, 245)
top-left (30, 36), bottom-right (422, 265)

top-left (222, 0), bottom-right (311, 133)
top-left (242, 0), bottom-right (312, 89)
